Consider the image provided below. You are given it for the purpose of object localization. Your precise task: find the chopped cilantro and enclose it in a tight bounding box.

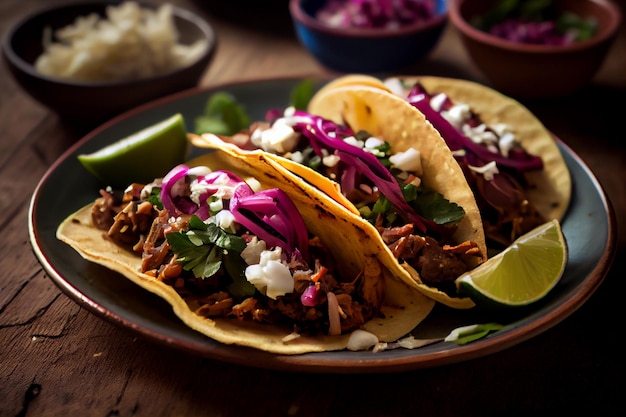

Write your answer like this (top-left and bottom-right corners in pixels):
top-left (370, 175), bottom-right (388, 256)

top-left (146, 186), bottom-right (163, 209)
top-left (166, 215), bottom-right (255, 297)
top-left (371, 195), bottom-right (392, 216)
top-left (402, 184), bottom-right (465, 225)
top-left (364, 183), bottom-right (465, 227)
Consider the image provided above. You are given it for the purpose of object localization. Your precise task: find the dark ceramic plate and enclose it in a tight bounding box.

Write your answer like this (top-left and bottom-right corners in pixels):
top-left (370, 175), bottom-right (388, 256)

top-left (29, 78), bottom-right (616, 373)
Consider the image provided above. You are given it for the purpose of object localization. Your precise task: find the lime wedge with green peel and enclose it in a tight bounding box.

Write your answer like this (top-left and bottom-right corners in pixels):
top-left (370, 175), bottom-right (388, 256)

top-left (78, 113), bottom-right (189, 188)
top-left (456, 219), bottom-right (568, 308)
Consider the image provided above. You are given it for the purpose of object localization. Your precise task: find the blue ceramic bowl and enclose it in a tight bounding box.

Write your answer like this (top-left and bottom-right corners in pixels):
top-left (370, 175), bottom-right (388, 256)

top-left (289, 0), bottom-right (448, 73)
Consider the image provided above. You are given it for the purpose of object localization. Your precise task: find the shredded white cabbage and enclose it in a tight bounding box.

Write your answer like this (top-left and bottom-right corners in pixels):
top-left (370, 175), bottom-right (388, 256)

top-left (34, 1), bottom-right (208, 82)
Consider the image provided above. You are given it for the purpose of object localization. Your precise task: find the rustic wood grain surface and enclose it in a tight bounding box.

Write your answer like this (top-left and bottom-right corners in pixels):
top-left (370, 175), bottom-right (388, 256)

top-left (1, 1), bottom-right (625, 416)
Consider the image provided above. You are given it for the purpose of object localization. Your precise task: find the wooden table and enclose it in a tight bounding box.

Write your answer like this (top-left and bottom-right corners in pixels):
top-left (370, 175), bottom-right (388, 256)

top-left (2, 1), bottom-right (625, 415)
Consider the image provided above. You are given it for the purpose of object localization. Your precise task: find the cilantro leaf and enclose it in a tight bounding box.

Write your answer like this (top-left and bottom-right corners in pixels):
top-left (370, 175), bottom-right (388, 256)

top-left (187, 216), bottom-right (247, 252)
top-left (402, 184), bottom-right (466, 225)
top-left (290, 79), bottom-right (315, 110)
top-left (194, 91), bottom-right (250, 135)
top-left (166, 216), bottom-right (248, 281)
top-left (365, 184), bottom-right (465, 227)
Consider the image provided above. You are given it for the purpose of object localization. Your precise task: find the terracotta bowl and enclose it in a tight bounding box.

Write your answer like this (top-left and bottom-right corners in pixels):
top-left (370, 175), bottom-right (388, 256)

top-left (448, 0), bottom-right (621, 98)
top-left (2, 0), bottom-right (217, 126)
top-left (289, 0), bottom-right (448, 73)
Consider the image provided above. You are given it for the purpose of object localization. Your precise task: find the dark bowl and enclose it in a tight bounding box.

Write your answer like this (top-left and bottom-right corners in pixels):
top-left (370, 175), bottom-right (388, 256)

top-left (289, 0), bottom-right (448, 73)
top-left (448, 0), bottom-right (621, 98)
top-left (2, 0), bottom-right (217, 126)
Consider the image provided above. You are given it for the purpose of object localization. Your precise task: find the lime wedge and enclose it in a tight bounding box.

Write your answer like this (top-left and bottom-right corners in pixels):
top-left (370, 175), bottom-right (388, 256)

top-left (456, 219), bottom-right (568, 308)
top-left (78, 113), bottom-right (189, 188)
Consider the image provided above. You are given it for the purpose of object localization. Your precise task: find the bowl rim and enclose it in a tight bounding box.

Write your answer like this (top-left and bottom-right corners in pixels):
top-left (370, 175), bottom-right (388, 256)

top-left (289, 0), bottom-right (448, 39)
top-left (448, 0), bottom-right (622, 54)
top-left (1, 0), bottom-right (217, 87)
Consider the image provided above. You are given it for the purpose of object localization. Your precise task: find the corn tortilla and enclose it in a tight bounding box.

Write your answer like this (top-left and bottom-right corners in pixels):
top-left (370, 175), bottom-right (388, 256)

top-left (57, 150), bottom-right (435, 354)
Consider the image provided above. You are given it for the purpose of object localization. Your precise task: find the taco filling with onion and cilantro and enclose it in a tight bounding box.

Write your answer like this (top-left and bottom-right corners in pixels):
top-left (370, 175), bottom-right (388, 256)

top-left (192, 86), bottom-right (488, 309)
top-left (378, 76), bottom-right (572, 247)
top-left (57, 149), bottom-right (435, 354)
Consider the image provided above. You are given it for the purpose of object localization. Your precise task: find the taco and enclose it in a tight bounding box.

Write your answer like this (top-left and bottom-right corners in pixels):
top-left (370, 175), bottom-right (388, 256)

top-left (191, 87), bottom-right (488, 309)
top-left (310, 75), bottom-right (571, 248)
top-left (57, 149), bottom-right (435, 354)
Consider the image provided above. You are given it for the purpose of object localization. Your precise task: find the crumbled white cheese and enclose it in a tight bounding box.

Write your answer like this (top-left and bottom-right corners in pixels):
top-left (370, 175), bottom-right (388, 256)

top-left (491, 123), bottom-right (510, 136)
top-left (363, 136), bottom-right (387, 157)
top-left (322, 153), bottom-right (341, 168)
top-left (245, 247), bottom-right (294, 299)
top-left (498, 132), bottom-right (515, 158)
top-left (468, 161), bottom-right (499, 181)
top-left (364, 136), bottom-right (384, 149)
top-left (256, 122), bottom-right (300, 154)
top-left (440, 103), bottom-right (470, 131)
top-left (209, 209), bottom-right (236, 233)
top-left (343, 136), bottom-right (364, 148)
top-left (389, 147), bottom-right (423, 175)
top-left (250, 127), bottom-right (264, 148)
top-left (284, 150), bottom-right (304, 164)
top-left (463, 123), bottom-right (498, 147)
top-left (240, 236), bottom-right (266, 265)
top-left (382, 78), bottom-right (407, 96)
top-left (430, 92), bottom-right (447, 112)
top-left (438, 99), bottom-right (521, 160)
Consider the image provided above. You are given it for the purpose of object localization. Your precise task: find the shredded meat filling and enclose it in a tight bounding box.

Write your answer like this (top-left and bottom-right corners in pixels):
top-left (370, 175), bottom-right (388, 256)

top-left (379, 223), bottom-right (482, 287)
top-left (89, 186), bottom-right (379, 336)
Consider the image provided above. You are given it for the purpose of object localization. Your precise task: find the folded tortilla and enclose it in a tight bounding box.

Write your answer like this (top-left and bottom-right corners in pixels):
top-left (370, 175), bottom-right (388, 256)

top-left (381, 76), bottom-right (571, 226)
top-left (57, 150), bottom-right (435, 354)
top-left (192, 87), bottom-right (487, 309)
top-left (301, 75), bottom-right (571, 307)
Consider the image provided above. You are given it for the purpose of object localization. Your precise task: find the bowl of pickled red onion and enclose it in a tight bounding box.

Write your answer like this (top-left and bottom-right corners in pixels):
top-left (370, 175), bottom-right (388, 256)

top-left (448, 0), bottom-right (621, 98)
top-left (289, 0), bottom-right (448, 73)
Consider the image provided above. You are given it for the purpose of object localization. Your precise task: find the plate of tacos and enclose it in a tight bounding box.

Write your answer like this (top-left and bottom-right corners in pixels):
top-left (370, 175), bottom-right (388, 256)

top-left (29, 76), bottom-right (616, 373)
